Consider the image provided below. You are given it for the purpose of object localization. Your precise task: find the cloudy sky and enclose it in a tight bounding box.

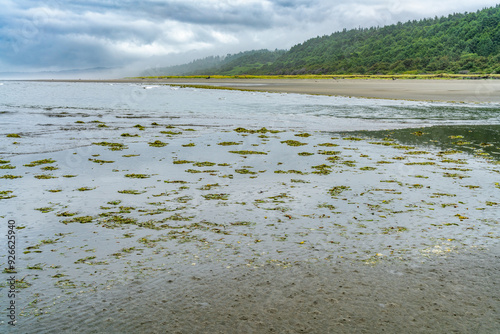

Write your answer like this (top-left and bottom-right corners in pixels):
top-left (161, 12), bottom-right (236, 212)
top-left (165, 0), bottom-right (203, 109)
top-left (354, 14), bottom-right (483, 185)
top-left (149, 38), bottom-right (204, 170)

top-left (0, 0), bottom-right (498, 76)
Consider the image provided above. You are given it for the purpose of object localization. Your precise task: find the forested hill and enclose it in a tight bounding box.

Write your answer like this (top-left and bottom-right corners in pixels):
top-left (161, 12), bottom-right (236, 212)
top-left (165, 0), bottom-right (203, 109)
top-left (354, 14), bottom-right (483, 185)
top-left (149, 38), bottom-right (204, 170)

top-left (267, 5), bottom-right (500, 75)
top-left (144, 5), bottom-right (500, 76)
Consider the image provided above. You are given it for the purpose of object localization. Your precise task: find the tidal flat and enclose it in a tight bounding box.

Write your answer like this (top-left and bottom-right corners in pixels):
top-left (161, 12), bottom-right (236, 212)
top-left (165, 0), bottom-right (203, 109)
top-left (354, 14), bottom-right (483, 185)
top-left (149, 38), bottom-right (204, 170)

top-left (0, 82), bottom-right (499, 332)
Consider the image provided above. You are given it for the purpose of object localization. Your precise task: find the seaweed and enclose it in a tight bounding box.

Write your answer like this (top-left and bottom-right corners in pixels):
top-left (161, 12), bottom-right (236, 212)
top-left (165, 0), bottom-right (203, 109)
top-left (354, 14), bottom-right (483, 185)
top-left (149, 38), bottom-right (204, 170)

top-left (0, 190), bottom-right (16, 200)
top-left (61, 216), bottom-right (93, 224)
top-left (234, 127), bottom-right (272, 134)
top-left (161, 131), bottom-right (182, 135)
top-left (228, 150), bottom-right (267, 155)
top-left (76, 187), bottom-right (96, 191)
top-left (280, 140), bottom-right (307, 147)
top-left (24, 159), bottom-right (56, 167)
top-left (203, 193), bottom-right (229, 200)
top-left (0, 164), bottom-right (15, 169)
top-left (118, 189), bottom-right (146, 195)
top-left (328, 186), bottom-right (351, 196)
top-left (148, 140), bottom-right (168, 147)
top-left (125, 174), bottom-right (151, 179)
top-left (89, 158), bottom-right (114, 164)
top-left (41, 166), bottom-right (59, 171)
top-left (235, 169), bottom-right (257, 175)
top-left (92, 142), bottom-right (128, 151)
top-left (193, 161), bottom-right (216, 167)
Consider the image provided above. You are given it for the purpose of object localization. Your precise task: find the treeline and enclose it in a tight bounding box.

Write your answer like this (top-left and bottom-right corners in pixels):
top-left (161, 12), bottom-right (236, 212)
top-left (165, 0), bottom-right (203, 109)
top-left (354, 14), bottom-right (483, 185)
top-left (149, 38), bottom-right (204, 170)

top-left (144, 5), bottom-right (500, 76)
top-left (141, 49), bottom-right (286, 76)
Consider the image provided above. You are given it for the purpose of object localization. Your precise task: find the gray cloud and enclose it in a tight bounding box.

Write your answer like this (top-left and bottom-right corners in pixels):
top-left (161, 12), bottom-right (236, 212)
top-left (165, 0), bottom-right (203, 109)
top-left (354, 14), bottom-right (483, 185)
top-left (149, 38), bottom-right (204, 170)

top-left (0, 0), bottom-right (498, 74)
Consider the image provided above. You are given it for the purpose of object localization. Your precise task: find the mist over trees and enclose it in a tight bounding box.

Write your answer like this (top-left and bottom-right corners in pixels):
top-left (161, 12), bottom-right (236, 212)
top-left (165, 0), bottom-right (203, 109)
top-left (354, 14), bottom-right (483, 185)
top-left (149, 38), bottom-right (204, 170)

top-left (141, 49), bottom-right (286, 76)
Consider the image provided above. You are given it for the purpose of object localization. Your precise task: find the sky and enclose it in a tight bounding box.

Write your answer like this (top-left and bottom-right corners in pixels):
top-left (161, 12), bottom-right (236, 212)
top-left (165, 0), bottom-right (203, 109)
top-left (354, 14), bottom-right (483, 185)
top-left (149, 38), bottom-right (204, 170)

top-left (0, 0), bottom-right (498, 77)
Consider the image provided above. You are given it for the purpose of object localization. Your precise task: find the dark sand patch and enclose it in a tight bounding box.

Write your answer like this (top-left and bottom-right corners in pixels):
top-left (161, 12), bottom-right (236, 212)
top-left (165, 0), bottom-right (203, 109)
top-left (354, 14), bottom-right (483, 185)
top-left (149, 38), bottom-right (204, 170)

top-left (19, 247), bottom-right (500, 334)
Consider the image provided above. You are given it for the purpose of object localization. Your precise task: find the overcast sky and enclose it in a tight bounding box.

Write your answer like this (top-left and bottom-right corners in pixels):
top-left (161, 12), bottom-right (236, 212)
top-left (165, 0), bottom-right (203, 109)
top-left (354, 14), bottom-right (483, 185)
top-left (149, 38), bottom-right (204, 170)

top-left (0, 0), bottom-right (498, 76)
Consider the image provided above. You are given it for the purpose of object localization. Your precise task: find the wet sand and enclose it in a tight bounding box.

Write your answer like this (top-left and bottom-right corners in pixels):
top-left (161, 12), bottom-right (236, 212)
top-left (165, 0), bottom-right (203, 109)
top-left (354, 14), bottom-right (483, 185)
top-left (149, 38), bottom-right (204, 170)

top-left (20, 248), bottom-right (500, 333)
top-left (37, 78), bottom-right (500, 103)
top-left (4, 124), bottom-right (500, 333)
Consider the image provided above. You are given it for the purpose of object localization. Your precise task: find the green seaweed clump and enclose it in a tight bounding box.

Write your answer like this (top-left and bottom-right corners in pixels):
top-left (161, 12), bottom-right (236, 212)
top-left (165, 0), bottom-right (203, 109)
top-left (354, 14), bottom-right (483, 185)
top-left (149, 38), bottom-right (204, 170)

top-left (235, 169), bottom-right (257, 175)
top-left (121, 133), bottom-right (140, 137)
top-left (228, 150), bottom-right (267, 155)
top-left (193, 161), bottom-right (216, 167)
top-left (6, 133), bottom-right (21, 138)
top-left (35, 207), bottom-right (54, 213)
top-left (77, 187), bottom-right (96, 191)
top-left (41, 166), bottom-right (58, 171)
top-left (173, 160), bottom-right (193, 164)
top-left (274, 170), bottom-right (306, 175)
top-left (125, 174), bottom-right (150, 179)
top-left (328, 186), bottom-right (351, 196)
top-left (34, 174), bottom-right (57, 179)
top-left (148, 140), bottom-right (168, 147)
top-left (24, 159), bottom-right (56, 167)
top-left (231, 221), bottom-right (255, 226)
top-left (203, 193), bottom-right (229, 200)
top-left (198, 183), bottom-right (220, 190)
top-left (280, 140), bottom-right (307, 147)
top-left (161, 131), bottom-right (182, 135)
top-left (311, 164), bottom-right (332, 175)
top-left (56, 211), bottom-right (78, 217)
top-left (411, 131), bottom-right (427, 136)
top-left (118, 189), bottom-right (146, 195)
top-left (89, 158), bottom-right (114, 164)
top-left (234, 127), bottom-right (272, 134)
top-left (0, 164), bottom-right (15, 169)
top-left (318, 150), bottom-right (341, 155)
top-left (92, 142), bottom-right (128, 151)
top-left (62, 216), bottom-right (93, 224)
top-left (0, 190), bottom-right (16, 200)
top-left (0, 175), bottom-right (23, 179)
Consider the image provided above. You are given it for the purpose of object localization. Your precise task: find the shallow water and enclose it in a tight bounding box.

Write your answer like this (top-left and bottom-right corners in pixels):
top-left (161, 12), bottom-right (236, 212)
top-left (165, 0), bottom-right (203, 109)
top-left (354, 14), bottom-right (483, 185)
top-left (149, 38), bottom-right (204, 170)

top-left (1, 81), bottom-right (500, 156)
top-left (0, 81), bottom-right (499, 332)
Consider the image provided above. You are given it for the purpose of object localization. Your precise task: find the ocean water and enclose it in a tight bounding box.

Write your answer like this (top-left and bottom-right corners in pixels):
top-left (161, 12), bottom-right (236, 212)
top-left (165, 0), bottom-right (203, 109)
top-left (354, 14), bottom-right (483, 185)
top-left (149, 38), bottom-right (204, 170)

top-left (0, 81), bottom-right (499, 332)
top-left (1, 81), bottom-right (500, 155)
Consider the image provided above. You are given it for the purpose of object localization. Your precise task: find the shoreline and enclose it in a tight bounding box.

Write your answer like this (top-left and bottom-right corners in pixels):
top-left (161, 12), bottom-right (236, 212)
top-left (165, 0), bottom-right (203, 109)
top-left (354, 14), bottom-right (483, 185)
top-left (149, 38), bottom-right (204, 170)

top-left (18, 77), bottom-right (500, 103)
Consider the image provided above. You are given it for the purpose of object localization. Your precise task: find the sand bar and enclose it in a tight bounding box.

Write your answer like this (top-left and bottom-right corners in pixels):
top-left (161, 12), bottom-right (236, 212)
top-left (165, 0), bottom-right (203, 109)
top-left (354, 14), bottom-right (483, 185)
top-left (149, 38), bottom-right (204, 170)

top-left (34, 78), bottom-right (500, 103)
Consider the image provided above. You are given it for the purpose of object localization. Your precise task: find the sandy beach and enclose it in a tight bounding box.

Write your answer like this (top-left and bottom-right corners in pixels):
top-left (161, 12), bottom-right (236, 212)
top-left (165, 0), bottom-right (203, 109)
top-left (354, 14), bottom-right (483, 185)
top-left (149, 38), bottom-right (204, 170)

top-left (1, 81), bottom-right (499, 333)
top-left (40, 78), bottom-right (500, 104)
